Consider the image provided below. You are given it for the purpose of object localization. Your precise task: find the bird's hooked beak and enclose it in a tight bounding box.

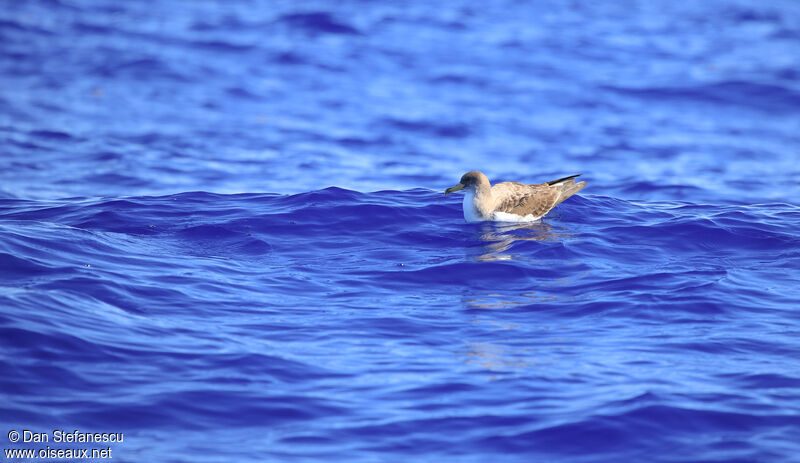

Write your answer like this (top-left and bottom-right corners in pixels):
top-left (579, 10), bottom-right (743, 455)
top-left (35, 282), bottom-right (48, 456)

top-left (444, 183), bottom-right (465, 196)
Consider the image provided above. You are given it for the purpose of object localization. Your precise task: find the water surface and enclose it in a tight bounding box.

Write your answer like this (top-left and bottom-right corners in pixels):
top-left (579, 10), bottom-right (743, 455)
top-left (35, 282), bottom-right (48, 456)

top-left (2, 1), bottom-right (800, 461)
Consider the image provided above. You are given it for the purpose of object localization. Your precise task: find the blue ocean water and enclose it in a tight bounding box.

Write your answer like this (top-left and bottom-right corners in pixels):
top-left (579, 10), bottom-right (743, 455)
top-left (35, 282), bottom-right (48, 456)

top-left (2, 1), bottom-right (800, 461)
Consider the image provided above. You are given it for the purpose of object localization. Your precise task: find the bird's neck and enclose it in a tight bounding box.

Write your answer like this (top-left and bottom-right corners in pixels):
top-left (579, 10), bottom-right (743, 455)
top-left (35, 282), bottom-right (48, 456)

top-left (463, 185), bottom-right (494, 222)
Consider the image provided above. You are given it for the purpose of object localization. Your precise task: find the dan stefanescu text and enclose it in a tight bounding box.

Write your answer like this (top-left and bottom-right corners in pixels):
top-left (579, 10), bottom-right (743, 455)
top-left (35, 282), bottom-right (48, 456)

top-left (23, 430), bottom-right (123, 443)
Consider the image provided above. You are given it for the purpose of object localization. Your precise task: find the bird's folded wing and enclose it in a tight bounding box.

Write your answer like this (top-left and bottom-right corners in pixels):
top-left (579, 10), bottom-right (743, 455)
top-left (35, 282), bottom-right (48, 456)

top-left (494, 185), bottom-right (560, 217)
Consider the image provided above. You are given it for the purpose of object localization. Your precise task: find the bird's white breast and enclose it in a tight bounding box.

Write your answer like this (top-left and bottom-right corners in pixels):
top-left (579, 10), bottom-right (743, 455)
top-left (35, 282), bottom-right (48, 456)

top-left (462, 190), bottom-right (483, 222)
top-left (491, 211), bottom-right (543, 223)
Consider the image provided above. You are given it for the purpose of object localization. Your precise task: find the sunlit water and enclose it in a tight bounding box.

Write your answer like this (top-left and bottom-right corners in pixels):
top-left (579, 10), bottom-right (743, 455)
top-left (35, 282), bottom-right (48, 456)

top-left (2, 1), bottom-right (800, 461)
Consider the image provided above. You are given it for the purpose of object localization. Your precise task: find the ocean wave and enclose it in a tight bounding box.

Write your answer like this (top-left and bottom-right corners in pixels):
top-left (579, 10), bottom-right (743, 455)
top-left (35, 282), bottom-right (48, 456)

top-left (2, 189), bottom-right (799, 460)
top-left (601, 80), bottom-right (800, 112)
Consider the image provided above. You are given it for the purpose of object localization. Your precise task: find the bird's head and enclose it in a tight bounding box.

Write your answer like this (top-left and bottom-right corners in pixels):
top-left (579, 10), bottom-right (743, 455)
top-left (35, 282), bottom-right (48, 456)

top-left (445, 171), bottom-right (488, 195)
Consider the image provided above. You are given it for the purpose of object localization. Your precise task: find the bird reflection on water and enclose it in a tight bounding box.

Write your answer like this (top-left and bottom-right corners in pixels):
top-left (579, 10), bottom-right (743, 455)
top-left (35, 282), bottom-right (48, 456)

top-left (464, 219), bottom-right (586, 311)
top-left (464, 325), bottom-right (578, 374)
top-left (458, 219), bottom-right (586, 374)
top-left (475, 220), bottom-right (572, 262)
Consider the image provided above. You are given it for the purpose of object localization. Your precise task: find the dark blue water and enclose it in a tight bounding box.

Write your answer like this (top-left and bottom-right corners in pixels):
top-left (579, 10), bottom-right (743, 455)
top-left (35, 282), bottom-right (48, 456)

top-left (2, 1), bottom-right (800, 461)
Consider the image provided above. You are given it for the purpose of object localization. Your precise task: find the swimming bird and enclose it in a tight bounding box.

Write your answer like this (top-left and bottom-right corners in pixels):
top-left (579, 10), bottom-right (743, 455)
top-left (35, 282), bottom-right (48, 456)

top-left (444, 171), bottom-right (586, 222)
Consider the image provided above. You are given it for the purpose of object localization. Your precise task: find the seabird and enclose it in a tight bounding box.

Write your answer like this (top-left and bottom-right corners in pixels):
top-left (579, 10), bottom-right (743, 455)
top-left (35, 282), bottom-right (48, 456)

top-left (444, 170), bottom-right (586, 222)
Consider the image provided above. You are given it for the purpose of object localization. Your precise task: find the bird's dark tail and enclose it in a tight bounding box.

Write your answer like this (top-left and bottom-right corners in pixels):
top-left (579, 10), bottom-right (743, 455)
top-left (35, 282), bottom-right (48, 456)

top-left (547, 174), bottom-right (581, 186)
top-left (552, 175), bottom-right (587, 206)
